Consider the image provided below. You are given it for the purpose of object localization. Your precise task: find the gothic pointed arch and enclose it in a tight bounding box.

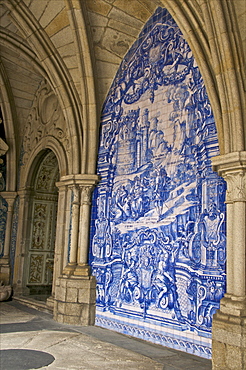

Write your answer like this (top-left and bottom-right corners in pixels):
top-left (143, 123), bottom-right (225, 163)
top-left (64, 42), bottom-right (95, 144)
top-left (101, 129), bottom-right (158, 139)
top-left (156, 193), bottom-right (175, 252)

top-left (0, 58), bottom-right (17, 191)
top-left (23, 149), bottom-right (59, 298)
top-left (20, 80), bottom-right (69, 188)
top-left (1, 0), bottom-right (97, 175)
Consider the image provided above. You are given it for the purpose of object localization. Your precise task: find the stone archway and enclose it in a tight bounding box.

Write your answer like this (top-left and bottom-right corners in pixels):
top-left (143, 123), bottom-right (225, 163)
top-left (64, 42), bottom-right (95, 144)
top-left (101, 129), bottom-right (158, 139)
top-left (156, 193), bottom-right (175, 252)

top-left (24, 150), bottom-right (59, 300)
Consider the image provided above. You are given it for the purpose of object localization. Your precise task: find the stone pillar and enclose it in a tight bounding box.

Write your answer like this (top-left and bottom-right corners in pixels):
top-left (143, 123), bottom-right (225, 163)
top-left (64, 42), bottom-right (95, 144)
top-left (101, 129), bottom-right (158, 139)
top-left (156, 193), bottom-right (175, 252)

top-left (0, 191), bottom-right (17, 284)
top-left (47, 182), bottom-right (69, 309)
top-left (62, 184), bottom-right (81, 275)
top-left (74, 185), bottom-right (94, 276)
top-left (53, 174), bottom-right (99, 325)
top-left (212, 152), bottom-right (246, 370)
top-left (12, 189), bottom-right (32, 296)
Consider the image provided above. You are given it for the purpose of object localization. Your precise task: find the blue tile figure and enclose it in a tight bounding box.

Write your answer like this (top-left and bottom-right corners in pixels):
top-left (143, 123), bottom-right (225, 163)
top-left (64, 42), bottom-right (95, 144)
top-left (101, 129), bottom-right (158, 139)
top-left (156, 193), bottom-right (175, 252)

top-left (90, 7), bottom-right (226, 358)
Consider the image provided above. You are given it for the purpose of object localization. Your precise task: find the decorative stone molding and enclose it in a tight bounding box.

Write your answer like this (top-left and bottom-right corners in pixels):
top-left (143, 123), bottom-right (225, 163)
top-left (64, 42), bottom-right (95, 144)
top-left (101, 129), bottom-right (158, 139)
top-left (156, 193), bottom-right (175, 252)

top-left (22, 80), bottom-right (70, 165)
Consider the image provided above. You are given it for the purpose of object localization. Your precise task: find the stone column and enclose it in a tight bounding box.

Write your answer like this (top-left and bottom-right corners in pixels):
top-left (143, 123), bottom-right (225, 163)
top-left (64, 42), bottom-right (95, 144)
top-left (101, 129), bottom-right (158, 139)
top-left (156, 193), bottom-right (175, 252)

top-left (62, 184), bottom-right (81, 275)
top-left (212, 152), bottom-right (246, 370)
top-left (74, 185), bottom-right (94, 276)
top-left (47, 182), bottom-right (68, 309)
top-left (53, 174), bottom-right (99, 325)
top-left (12, 189), bottom-right (32, 296)
top-left (0, 191), bottom-right (17, 284)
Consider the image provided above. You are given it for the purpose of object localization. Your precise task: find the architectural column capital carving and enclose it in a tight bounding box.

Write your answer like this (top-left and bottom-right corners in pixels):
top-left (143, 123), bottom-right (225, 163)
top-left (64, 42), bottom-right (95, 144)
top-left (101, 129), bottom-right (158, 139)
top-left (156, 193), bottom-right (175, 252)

top-left (79, 185), bottom-right (94, 205)
top-left (69, 184), bottom-right (80, 205)
top-left (0, 191), bottom-right (17, 207)
top-left (212, 151), bottom-right (246, 202)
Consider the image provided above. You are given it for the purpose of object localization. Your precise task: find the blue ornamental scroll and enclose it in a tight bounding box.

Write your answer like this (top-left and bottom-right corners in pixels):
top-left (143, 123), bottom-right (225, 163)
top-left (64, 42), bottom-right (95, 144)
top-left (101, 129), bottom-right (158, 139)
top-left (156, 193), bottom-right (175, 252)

top-left (90, 7), bottom-right (226, 358)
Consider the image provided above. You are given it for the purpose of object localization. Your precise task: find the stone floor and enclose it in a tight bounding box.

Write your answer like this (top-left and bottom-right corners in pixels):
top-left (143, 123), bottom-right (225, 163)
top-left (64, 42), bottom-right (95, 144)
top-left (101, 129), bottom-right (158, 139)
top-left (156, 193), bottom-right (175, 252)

top-left (0, 300), bottom-right (212, 370)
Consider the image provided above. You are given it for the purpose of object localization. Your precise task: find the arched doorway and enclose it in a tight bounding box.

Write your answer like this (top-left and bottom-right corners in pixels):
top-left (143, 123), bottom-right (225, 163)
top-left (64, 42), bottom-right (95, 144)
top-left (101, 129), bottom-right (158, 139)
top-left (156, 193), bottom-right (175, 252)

top-left (25, 150), bottom-right (59, 300)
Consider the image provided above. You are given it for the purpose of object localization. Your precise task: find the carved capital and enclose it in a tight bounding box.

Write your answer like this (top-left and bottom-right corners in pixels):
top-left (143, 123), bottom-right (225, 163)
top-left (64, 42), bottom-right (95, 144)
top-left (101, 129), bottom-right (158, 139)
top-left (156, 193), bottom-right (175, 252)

top-left (212, 152), bottom-right (246, 203)
top-left (80, 185), bottom-right (94, 205)
top-left (0, 191), bottom-right (17, 209)
top-left (224, 171), bottom-right (246, 202)
top-left (69, 184), bottom-right (80, 205)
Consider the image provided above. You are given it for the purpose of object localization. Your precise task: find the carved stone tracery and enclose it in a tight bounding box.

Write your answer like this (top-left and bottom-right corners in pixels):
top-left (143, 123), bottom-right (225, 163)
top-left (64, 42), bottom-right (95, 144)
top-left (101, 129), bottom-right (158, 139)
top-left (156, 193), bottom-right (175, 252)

top-left (23, 81), bottom-right (70, 165)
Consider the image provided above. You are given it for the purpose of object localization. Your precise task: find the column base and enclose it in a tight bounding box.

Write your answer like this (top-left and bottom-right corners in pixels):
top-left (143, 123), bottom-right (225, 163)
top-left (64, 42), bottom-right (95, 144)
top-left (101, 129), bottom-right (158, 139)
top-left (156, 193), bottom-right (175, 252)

top-left (13, 286), bottom-right (30, 297)
top-left (73, 264), bottom-right (91, 276)
top-left (0, 257), bottom-right (11, 285)
top-left (53, 274), bottom-right (96, 325)
top-left (212, 294), bottom-right (246, 370)
top-left (62, 263), bottom-right (77, 276)
top-left (46, 295), bottom-right (55, 310)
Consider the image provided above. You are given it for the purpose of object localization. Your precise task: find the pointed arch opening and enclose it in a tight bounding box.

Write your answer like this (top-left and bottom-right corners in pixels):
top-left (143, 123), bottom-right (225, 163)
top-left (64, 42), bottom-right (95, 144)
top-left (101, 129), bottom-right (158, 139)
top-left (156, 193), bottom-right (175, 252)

top-left (24, 149), bottom-right (59, 300)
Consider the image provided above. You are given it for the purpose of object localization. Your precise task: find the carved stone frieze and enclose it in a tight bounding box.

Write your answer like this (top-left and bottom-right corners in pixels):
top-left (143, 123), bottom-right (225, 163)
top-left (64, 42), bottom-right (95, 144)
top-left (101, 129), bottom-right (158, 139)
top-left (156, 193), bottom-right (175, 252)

top-left (22, 80), bottom-right (70, 165)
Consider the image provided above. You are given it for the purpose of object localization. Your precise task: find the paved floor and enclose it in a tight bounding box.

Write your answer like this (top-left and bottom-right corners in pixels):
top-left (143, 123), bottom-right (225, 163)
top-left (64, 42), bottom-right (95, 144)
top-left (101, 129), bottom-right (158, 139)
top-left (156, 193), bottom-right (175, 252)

top-left (0, 300), bottom-right (212, 370)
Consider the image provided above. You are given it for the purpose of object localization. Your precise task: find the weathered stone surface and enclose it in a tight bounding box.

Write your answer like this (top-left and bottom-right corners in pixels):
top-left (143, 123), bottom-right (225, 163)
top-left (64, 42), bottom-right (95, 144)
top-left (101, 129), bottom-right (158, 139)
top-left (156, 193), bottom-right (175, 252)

top-left (108, 19), bottom-right (140, 37)
top-left (78, 287), bottom-right (96, 304)
top-left (113, 0), bottom-right (151, 22)
top-left (64, 302), bottom-right (82, 316)
top-left (139, 0), bottom-right (159, 13)
top-left (29, 0), bottom-right (48, 21)
top-left (66, 287), bottom-right (78, 302)
top-left (45, 9), bottom-right (70, 37)
top-left (91, 26), bottom-right (106, 44)
top-left (96, 60), bottom-right (118, 78)
top-left (85, 0), bottom-right (112, 16)
top-left (94, 46), bottom-right (121, 64)
top-left (101, 28), bottom-right (135, 57)
top-left (212, 305), bottom-right (246, 369)
top-left (51, 26), bottom-right (74, 49)
top-left (88, 11), bottom-right (108, 27)
top-left (54, 276), bottom-right (96, 325)
top-left (39, 1), bottom-right (65, 28)
top-left (212, 340), bottom-right (226, 369)
top-left (109, 7), bottom-right (143, 29)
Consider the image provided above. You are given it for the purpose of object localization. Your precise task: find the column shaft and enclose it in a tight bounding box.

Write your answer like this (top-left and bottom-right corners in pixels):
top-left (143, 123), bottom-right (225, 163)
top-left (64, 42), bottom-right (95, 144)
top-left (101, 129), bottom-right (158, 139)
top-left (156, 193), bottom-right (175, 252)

top-left (1, 192), bottom-right (17, 259)
top-left (74, 185), bottom-right (93, 275)
top-left (69, 186), bottom-right (80, 264)
top-left (233, 200), bottom-right (246, 297)
top-left (225, 201), bottom-right (234, 295)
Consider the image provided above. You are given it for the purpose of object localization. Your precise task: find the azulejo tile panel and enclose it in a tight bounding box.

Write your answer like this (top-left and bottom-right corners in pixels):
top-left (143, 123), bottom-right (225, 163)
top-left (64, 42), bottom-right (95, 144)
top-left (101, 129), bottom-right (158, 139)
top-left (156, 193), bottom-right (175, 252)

top-left (89, 7), bottom-right (226, 359)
